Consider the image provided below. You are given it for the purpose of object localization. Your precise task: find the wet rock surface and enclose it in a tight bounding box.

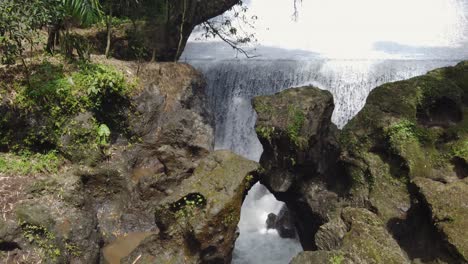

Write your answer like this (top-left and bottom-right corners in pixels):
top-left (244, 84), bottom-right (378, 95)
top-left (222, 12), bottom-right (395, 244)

top-left (265, 205), bottom-right (296, 239)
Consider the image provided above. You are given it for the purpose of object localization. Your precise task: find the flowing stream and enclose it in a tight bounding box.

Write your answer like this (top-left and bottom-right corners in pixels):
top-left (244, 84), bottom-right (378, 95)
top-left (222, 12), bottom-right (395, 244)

top-left (182, 0), bottom-right (468, 263)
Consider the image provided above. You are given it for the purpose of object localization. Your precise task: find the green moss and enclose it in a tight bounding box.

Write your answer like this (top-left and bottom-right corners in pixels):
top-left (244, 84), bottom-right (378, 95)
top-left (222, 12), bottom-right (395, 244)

top-left (451, 140), bottom-right (468, 160)
top-left (65, 242), bottom-right (82, 257)
top-left (0, 151), bottom-right (62, 175)
top-left (256, 126), bottom-right (275, 142)
top-left (255, 100), bottom-right (273, 116)
top-left (171, 193), bottom-right (206, 219)
top-left (385, 120), bottom-right (418, 148)
top-left (222, 211), bottom-right (238, 226)
top-left (20, 221), bottom-right (61, 261)
top-left (287, 106), bottom-right (306, 148)
top-left (244, 174), bottom-right (255, 189)
top-left (329, 254), bottom-right (345, 264)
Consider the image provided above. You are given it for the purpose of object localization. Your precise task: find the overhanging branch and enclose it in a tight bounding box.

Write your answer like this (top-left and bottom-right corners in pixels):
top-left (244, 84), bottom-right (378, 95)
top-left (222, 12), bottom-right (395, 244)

top-left (203, 21), bottom-right (258, 59)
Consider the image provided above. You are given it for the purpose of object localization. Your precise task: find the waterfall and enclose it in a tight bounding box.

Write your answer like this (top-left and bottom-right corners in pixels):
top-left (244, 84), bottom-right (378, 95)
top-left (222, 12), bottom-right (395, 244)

top-left (181, 0), bottom-right (468, 263)
top-left (188, 59), bottom-right (463, 161)
top-left (184, 57), bottom-right (462, 264)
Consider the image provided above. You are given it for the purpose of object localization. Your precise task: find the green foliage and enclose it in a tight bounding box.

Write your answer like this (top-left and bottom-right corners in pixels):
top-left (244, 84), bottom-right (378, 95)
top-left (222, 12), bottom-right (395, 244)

top-left (244, 174), bottom-right (254, 189)
top-left (386, 120), bottom-right (417, 146)
top-left (0, 0), bottom-right (57, 64)
top-left (172, 193), bottom-right (206, 219)
top-left (199, 0), bottom-right (257, 58)
top-left (329, 254), bottom-right (345, 264)
top-left (385, 119), bottom-right (440, 152)
top-left (97, 124), bottom-right (111, 146)
top-left (4, 60), bottom-right (131, 153)
top-left (222, 211), bottom-right (237, 226)
top-left (62, 0), bottom-right (103, 25)
top-left (255, 101), bottom-right (273, 115)
top-left (0, 151), bottom-right (62, 175)
top-left (287, 106), bottom-right (306, 148)
top-left (256, 126), bottom-right (275, 142)
top-left (65, 242), bottom-right (82, 257)
top-left (125, 28), bottom-right (150, 61)
top-left (451, 140), bottom-right (468, 160)
top-left (79, 63), bottom-right (129, 102)
top-left (20, 221), bottom-right (61, 261)
top-left (17, 61), bottom-right (129, 116)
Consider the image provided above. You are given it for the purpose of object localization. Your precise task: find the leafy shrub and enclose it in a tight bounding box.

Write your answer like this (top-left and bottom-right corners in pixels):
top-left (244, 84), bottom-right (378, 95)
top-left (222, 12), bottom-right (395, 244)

top-left (4, 61), bottom-right (132, 153)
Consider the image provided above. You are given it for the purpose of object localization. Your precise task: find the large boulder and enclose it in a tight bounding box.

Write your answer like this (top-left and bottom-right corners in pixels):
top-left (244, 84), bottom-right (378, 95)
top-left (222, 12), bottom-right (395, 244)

top-left (0, 60), bottom-right (256, 263)
top-left (253, 86), bottom-right (341, 249)
top-left (127, 62), bottom-right (214, 197)
top-left (125, 150), bottom-right (259, 263)
top-left (254, 61), bottom-right (468, 263)
top-left (265, 205), bottom-right (296, 238)
top-left (291, 208), bottom-right (410, 264)
top-left (413, 177), bottom-right (468, 261)
top-left (338, 61), bottom-right (468, 263)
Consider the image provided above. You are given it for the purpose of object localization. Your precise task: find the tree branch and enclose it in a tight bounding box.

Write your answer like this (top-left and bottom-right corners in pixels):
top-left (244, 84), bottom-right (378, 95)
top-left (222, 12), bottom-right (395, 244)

top-left (203, 21), bottom-right (258, 59)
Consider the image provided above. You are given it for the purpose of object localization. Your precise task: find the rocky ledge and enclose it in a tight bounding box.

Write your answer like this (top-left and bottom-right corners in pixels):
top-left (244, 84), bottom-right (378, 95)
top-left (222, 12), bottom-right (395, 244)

top-left (0, 60), bottom-right (258, 263)
top-left (254, 61), bottom-right (468, 263)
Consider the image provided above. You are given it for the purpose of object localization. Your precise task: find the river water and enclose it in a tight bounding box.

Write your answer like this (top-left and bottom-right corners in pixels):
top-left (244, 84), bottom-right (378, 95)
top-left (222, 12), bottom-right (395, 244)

top-left (181, 0), bottom-right (468, 263)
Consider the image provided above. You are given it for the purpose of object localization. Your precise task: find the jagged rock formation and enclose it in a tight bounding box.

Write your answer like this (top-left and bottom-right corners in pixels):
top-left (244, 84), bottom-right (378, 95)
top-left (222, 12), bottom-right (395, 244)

top-left (265, 205), bottom-right (296, 238)
top-left (254, 61), bottom-right (468, 263)
top-left (0, 61), bottom-right (258, 263)
top-left (290, 208), bottom-right (410, 264)
top-left (253, 87), bottom-right (341, 249)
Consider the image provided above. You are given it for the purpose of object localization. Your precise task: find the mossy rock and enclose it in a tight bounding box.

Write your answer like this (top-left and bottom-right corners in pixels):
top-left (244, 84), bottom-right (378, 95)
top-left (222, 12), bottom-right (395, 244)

top-left (291, 250), bottom-right (348, 264)
top-left (292, 208), bottom-right (410, 264)
top-left (149, 150), bottom-right (259, 263)
top-left (340, 61), bottom-right (468, 218)
top-left (253, 86), bottom-right (335, 150)
top-left (339, 208), bottom-right (410, 264)
top-left (58, 112), bottom-right (103, 165)
top-left (15, 203), bottom-right (55, 230)
top-left (413, 177), bottom-right (468, 262)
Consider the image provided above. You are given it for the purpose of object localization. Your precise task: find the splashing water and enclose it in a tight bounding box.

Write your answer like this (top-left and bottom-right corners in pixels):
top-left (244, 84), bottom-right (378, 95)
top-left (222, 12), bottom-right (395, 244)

top-left (182, 0), bottom-right (468, 263)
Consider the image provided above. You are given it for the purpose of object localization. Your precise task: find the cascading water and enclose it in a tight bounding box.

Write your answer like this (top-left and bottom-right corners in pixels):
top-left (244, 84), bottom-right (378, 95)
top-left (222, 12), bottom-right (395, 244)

top-left (182, 0), bottom-right (468, 263)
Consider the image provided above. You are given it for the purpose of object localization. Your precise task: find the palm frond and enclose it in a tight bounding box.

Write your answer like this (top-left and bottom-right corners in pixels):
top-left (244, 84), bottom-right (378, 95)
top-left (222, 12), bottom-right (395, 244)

top-left (62, 0), bottom-right (103, 25)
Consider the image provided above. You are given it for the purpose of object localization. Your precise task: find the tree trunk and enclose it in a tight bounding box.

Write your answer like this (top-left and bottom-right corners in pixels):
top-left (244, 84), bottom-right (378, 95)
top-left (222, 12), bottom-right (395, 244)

top-left (105, 7), bottom-right (113, 58)
top-left (46, 24), bottom-right (60, 53)
top-left (151, 48), bottom-right (156, 62)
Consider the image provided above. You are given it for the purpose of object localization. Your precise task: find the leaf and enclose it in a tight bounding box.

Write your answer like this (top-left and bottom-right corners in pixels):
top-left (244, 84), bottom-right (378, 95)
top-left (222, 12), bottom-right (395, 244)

top-left (98, 124), bottom-right (110, 137)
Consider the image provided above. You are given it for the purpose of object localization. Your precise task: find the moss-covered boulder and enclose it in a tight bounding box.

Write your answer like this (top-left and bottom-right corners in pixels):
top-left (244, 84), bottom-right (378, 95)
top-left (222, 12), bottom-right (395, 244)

top-left (338, 61), bottom-right (468, 262)
top-left (253, 86), bottom-right (341, 249)
top-left (124, 150), bottom-right (259, 263)
top-left (413, 177), bottom-right (468, 261)
top-left (291, 208), bottom-right (410, 264)
top-left (254, 87), bottom-right (338, 191)
top-left (254, 61), bottom-right (468, 263)
top-left (58, 112), bottom-right (102, 164)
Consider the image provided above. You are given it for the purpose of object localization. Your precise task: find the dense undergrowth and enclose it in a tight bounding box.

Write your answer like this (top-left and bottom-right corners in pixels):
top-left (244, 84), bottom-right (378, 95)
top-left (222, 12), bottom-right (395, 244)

top-left (0, 56), bottom-right (135, 168)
